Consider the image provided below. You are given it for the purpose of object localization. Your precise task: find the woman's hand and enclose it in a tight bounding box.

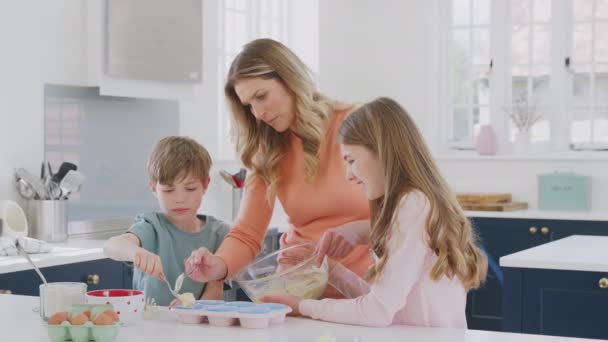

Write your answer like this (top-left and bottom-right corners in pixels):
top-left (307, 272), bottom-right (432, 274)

top-left (201, 281), bottom-right (225, 300)
top-left (185, 247), bottom-right (228, 282)
top-left (261, 295), bottom-right (303, 316)
top-left (133, 248), bottom-right (165, 279)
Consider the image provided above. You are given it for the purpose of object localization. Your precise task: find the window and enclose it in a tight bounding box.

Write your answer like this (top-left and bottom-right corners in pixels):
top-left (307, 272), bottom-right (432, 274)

top-left (570, 0), bottom-right (608, 147)
top-left (441, 0), bottom-right (608, 152)
top-left (217, 0), bottom-right (290, 159)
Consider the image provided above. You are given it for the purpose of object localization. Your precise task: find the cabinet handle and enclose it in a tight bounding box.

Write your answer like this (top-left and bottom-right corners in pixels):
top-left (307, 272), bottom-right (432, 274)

top-left (540, 227), bottom-right (550, 235)
top-left (87, 274), bottom-right (100, 285)
top-left (529, 226), bottom-right (538, 234)
top-left (599, 278), bottom-right (608, 289)
top-left (0, 289), bottom-right (12, 294)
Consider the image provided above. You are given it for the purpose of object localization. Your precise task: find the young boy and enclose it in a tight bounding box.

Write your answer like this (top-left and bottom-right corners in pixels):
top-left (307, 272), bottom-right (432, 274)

top-left (104, 136), bottom-right (230, 306)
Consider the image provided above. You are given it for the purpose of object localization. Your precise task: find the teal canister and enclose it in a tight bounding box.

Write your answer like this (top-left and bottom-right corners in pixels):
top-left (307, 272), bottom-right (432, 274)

top-left (537, 172), bottom-right (591, 211)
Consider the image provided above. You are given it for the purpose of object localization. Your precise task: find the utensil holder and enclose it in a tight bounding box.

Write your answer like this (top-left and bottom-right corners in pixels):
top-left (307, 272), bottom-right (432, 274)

top-left (27, 200), bottom-right (68, 242)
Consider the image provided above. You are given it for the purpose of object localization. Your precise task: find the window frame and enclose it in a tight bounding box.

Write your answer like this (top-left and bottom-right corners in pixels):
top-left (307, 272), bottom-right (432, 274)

top-left (216, 0), bottom-right (291, 160)
top-left (438, 0), bottom-right (608, 155)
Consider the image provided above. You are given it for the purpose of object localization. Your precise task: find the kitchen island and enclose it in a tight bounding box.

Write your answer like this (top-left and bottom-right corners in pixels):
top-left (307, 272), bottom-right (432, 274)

top-left (0, 294), bottom-right (601, 342)
top-left (500, 235), bottom-right (608, 339)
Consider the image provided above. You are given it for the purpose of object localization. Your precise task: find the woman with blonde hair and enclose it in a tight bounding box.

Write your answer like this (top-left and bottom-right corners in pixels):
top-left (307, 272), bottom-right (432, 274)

top-left (263, 97), bottom-right (488, 328)
top-left (185, 38), bottom-right (372, 295)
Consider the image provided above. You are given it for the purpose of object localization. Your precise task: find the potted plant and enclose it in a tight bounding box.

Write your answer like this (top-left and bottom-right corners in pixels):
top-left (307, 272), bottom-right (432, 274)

top-left (503, 92), bottom-right (542, 154)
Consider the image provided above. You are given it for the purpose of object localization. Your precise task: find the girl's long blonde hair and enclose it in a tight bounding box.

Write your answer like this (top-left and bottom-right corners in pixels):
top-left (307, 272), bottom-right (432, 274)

top-left (225, 39), bottom-right (335, 200)
top-left (338, 97), bottom-right (487, 290)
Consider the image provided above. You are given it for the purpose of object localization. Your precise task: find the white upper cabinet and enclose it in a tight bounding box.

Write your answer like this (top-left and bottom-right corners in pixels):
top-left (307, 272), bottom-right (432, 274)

top-left (85, 0), bottom-right (201, 100)
top-left (106, 0), bottom-right (202, 83)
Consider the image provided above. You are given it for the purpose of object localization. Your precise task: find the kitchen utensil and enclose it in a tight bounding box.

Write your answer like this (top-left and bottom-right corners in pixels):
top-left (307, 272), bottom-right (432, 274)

top-left (15, 177), bottom-right (36, 199)
top-left (59, 170), bottom-right (85, 199)
top-left (15, 240), bottom-right (48, 284)
top-left (40, 162), bottom-right (46, 180)
top-left (162, 277), bottom-right (181, 299)
top-left (220, 170), bottom-right (238, 187)
top-left (2, 200), bottom-right (29, 237)
top-left (51, 162), bottom-right (77, 184)
top-left (173, 263), bottom-right (200, 294)
top-left (15, 168), bottom-right (49, 199)
top-left (47, 162), bottom-right (54, 178)
top-left (47, 181), bottom-right (63, 200)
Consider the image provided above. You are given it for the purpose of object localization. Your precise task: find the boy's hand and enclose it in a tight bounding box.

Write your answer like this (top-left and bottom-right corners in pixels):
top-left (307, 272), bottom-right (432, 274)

top-left (133, 248), bottom-right (165, 279)
top-left (185, 247), bottom-right (228, 282)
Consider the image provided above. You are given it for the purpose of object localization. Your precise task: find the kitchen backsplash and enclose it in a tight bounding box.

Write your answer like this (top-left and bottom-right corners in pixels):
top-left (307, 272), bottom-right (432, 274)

top-left (44, 84), bottom-right (179, 222)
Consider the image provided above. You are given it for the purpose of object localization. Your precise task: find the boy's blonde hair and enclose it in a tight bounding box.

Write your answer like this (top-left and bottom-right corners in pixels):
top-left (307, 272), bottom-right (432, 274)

top-left (147, 136), bottom-right (212, 185)
top-left (338, 97), bottom-right (487, 291)
top-left (224, 38), bottom-right (335, 201)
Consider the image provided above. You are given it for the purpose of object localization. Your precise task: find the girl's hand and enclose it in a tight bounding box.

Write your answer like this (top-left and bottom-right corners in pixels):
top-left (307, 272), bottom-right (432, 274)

top-left (261, 295), bottom-right (303, 316)
top-left (133, 249), bottom-right (165, 279)
top-left (185, 247), bottom-right (228, 282)
top-left (314, 228), bottom-right (359, 267)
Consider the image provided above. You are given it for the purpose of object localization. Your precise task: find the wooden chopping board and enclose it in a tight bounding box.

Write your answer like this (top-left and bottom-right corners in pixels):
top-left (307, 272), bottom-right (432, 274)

top-left (456, 193), bottom-right (512, 204)
top-left (460, 201), bottom-right (528, 211)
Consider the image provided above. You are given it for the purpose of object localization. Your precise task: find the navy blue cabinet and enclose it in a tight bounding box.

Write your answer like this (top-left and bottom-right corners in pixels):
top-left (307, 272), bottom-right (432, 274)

top-left (503, 268), bottom-right (608, 339)
top-left (466, 217), bottom-right (608, 332)
top-left (467, 218), bottom-right (547, 331)
top-left (0, 259), bottom-right (132, 296)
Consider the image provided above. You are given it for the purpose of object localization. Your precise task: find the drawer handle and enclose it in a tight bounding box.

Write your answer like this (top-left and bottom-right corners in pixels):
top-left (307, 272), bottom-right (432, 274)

top-left (540, 227), bottom-right (550, 235)
top-left (87, 274), bottom-right (100, 285)
top-left (0, 289), bottom-right (12, 294)
top-left (599, 278), bottom-right (608, 289)
top-left (529, 226), bottom-right (538, 234)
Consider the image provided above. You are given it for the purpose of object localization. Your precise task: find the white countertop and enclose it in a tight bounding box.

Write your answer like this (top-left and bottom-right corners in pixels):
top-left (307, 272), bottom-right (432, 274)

top-left (0, 294), bottom-right (600, 342)
top-left (465, 210), bottom-right (608, 222)
top-left (0, 239), bottom-right (107, 274)
top-left (500, 235), bottom-right (608, 272)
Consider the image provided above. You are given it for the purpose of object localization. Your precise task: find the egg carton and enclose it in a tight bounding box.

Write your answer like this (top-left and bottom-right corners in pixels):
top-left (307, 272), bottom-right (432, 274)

top-left (170, 300), bottom-right (292, 329)
top-left (46, 304), bottom-right (121, 342)
top-left (47, 321), bottom-right (120, 342)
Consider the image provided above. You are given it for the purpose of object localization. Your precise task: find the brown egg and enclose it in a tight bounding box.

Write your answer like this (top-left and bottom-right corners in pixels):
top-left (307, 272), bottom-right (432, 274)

top-left (70, 312), bottom-right (89, 325)
top-left (102, 310), bottom-right (120, 322)
top-left (93, 312), bottom-right (114, 326)
top-left (47, 312), bottom-right (68, 325)
top-left (82, 310), bottom-right (91, 319)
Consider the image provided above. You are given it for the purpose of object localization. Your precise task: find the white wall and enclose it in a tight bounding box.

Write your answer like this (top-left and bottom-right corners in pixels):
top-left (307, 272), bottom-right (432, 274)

top-left (318, 0), bottom-right (435, 137)
top-left (0, 1), bottom-right (85, 209)
top-left (318, 0), bottom-right (608, 212)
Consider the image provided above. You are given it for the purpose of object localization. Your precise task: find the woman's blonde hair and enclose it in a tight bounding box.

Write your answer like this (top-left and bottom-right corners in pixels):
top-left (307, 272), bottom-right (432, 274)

top-left (338, 97), bottom-right (487, 290)
top-left (225, 38), bottom-right (335, 200)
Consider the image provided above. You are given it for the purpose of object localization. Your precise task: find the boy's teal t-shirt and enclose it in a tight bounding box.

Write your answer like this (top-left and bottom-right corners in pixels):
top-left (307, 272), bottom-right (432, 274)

top-left (127, 212), bottom-right (230, 306)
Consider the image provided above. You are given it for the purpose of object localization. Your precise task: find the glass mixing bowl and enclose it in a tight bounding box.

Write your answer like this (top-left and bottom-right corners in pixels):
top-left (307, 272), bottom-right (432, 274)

top-left (233, 242), bottom-right (328, 303)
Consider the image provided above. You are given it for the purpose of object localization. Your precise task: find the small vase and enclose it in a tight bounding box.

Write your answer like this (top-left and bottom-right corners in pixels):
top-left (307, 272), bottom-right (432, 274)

top-left (475, 125), bottom-right (497, 155)
top-left (513, 131), bottom-right (530, 155)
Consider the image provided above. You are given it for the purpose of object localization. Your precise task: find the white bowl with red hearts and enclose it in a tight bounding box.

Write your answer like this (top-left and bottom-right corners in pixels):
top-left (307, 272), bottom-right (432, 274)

top-left (86, 289), bottom-right (145, 325)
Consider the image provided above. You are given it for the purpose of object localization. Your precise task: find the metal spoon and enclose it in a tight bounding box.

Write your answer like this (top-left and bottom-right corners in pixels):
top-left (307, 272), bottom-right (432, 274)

top-left (15, 240), bottom-right (48, 285)
top-left (161, 277), bottom-right (181, 299)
